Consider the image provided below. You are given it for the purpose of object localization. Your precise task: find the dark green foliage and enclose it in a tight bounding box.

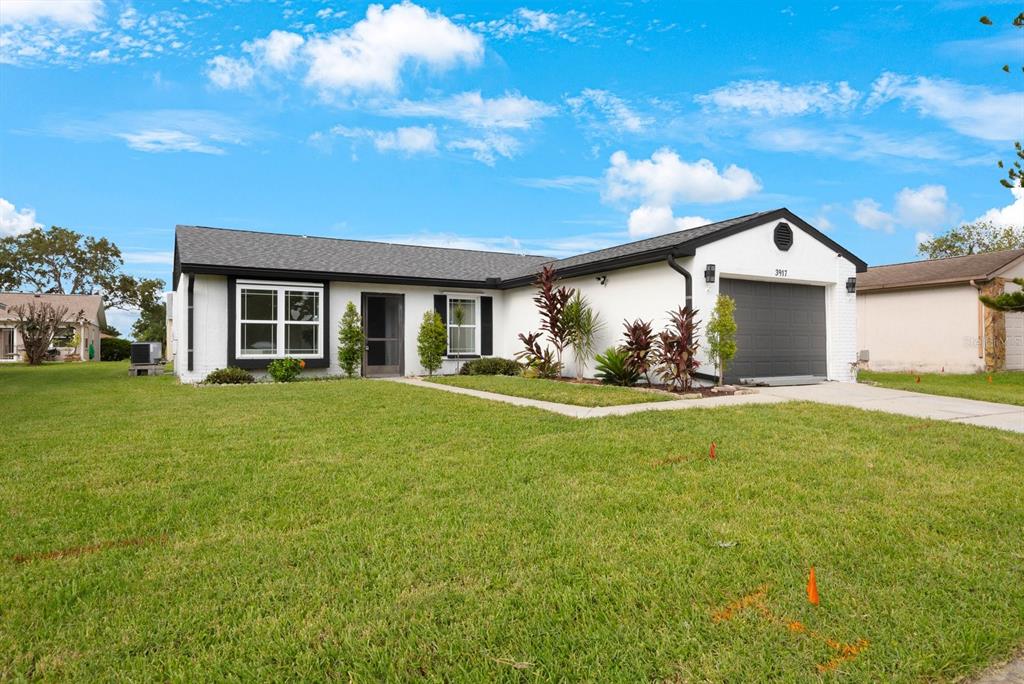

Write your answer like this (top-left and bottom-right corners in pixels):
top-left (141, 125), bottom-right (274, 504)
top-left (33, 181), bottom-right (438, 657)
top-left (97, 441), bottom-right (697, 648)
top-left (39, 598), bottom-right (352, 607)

top-left (416, 310), bottom-right (446, 376)
top-left (132, 302), bottom-right (166, 343)
top-left (917, 221), bottom-right (1024, 259)
top-left (594, 346), bottom-right (639, 386)
top-left (338, 301), bottom-right (364, 377)
top-left (980, 277), bottom-right (1024, 312)
top-left (267, 357), bottom-right (303, 382)
top-left (458, 357), bottom-right (521, 376)
top-left (203, 367), bottom-right (255, 384)
top-left (100, 337), bottom-right (131, 361)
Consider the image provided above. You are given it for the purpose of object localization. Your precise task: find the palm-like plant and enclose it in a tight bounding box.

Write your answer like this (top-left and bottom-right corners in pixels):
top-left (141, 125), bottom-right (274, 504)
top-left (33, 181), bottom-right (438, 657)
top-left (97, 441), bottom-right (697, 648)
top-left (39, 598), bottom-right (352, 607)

top-left (563, 291), bottom-right (603, 381)
top-left (622, 318), bottom-right (656, 385)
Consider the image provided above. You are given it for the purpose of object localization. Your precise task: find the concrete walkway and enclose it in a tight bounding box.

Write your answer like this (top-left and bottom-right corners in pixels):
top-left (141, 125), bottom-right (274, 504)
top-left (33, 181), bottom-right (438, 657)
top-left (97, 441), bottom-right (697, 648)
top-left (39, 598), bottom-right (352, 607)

top-left (758, 383), bottom-right (1024, 433)
top-left (971, 652), bottom-right (1024, 684)
top-left (391, 377), bottom-right (1024, 432)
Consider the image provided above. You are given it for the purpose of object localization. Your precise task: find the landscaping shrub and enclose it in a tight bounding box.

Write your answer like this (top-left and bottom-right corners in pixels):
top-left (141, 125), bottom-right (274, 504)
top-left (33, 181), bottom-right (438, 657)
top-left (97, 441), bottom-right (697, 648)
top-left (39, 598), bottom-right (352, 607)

top-left (459, 357), bottom-right (521, 376)
top-left (417, 310), bottom-right (446, 376)
top-left (706, 294), bottom-right (737, 385)
top-left (564, 291), bottom-right (602, 381)
top-left (622, 318), bottom-right (655, 385)
top-left (267, 357), bottom-right (304, 382)
top-left (654, 306), bottom-right (701, 391)
top-left (594, 347), bottom-right (639, 386)
top-left (337, 301), bottom-right (364, 377)
top-left (203, 367), bottom-right (255, 384)
top-left (516, 331), bottom-right (561, 378)
top-left (100, 337), bottom-right (131, 361)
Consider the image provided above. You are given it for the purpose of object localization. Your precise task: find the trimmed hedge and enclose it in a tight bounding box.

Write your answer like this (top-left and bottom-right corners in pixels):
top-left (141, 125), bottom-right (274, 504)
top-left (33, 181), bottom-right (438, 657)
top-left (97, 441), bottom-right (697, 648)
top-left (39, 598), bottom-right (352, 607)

top-left (458, 357), bottom-right (521, 376)
top-left (100, 338), bottom-right (131, 361)
top-left (203, 367), bottom-right (255, 385)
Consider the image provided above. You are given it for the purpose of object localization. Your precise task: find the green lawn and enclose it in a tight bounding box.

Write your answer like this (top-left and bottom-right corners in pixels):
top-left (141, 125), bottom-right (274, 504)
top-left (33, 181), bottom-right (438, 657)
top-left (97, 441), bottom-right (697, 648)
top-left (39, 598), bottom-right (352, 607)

top-left (2, 362), bottom-right (1023, 682)
top-left (859, 370), bottom-right (1024, 406)
top-left (426, 374), bottom-right (673, 406)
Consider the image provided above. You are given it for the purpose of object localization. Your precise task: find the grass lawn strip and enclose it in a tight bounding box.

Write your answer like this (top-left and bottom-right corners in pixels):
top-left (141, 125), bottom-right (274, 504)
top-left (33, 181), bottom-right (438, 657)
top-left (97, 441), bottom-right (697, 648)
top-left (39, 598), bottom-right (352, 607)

top-left (859, 370), bottom-right (1024, 406)
top-left (2, 362), bottom-right (1023, 681)
top-left (426, 374), bottom-right (674, 407)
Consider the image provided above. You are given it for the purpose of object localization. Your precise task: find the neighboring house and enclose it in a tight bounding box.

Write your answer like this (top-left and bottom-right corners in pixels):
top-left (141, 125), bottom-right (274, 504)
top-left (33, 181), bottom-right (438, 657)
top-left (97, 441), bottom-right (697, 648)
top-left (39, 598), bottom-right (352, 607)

top-left (857, 248), bottom-right (1024, 373)
top-left (0, 293), bottom-right (106, 362)
top-left (170, 208), bottom-right (866, 384)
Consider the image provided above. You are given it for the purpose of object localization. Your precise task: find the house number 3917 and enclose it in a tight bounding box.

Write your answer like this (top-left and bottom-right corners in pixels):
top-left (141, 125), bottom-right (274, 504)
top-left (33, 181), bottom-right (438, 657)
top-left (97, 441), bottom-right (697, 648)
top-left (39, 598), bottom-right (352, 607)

top-left (775, 269), bottom-right (788, 277)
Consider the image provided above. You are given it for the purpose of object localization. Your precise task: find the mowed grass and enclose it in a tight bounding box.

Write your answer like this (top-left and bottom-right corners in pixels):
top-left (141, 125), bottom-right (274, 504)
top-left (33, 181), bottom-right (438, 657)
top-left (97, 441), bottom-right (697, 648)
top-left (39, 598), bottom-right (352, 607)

top-left (2, 363), bottom-right (1023, 682)
top-left (860, 369), bottom-right (1024, 406)
top-left (426, 374), bottom-right (672, 406)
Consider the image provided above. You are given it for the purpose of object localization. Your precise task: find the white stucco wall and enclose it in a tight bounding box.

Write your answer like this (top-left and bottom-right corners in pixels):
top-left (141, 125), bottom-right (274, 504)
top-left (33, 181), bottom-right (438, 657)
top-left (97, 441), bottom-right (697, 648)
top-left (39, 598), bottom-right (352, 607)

top-left (857, 284), bottom-right (984, 373)
top-left (501, 218), bottom-right (860, 382)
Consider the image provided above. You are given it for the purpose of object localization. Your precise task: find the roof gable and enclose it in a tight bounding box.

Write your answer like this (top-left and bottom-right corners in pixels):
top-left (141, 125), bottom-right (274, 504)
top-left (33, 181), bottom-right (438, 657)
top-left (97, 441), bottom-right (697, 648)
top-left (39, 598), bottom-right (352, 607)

top-left (0, 293), bottom-right (106, 326)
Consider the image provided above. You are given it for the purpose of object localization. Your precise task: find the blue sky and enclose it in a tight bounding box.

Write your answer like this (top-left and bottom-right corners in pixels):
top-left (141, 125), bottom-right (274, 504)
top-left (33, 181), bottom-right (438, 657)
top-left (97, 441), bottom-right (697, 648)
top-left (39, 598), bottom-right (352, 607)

top-left (1, 0), bottom-right (1023, 330)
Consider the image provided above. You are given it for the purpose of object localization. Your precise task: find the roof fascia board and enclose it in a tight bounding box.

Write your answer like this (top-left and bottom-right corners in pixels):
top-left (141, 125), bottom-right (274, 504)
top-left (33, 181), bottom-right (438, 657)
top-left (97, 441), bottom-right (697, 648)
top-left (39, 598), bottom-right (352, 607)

top-left (180, 263), bottom-right (500, 290)
top-left (989, 252), bottom-right (1024, 278)
top-left (858, 277), bottom-right (992, 293)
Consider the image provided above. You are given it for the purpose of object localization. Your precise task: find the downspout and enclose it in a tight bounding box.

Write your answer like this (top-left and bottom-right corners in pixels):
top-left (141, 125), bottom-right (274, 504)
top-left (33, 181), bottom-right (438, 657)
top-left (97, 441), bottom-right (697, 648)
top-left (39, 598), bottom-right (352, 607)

top-left (970, 279), bottom-right (983, 362)
top-left (666, 255), bottom-right (693, 309)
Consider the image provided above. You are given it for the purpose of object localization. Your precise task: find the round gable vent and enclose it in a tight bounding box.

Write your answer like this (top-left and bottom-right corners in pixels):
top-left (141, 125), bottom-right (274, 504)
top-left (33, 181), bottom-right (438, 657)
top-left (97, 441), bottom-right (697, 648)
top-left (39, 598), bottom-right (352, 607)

top-left (774, 222), bottom-right (794, 251)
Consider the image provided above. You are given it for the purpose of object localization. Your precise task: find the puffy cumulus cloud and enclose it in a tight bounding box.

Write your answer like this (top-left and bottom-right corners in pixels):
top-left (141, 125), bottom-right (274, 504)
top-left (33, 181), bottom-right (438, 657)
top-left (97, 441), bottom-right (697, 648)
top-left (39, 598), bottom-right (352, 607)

top-left (604, 148), bottom-right (761, 206)
top-left (565, 89), bottom-right (653, 134)
top-left (972, 187), bottom-right (1024, 227)
top-left (0, 197), bottom-right (41, 237)
top-left (866, 72), bottom-right (1024, 142)
top-left (852, 198), bottom-right (896, 233)
top-left (854, 184), bottom-right (958, 234)
top-left (627, 205), bottom-right (711, 238)
top-left (695, 80), bottom-right (861, 116)
top-left (0, 0), bottom-right (103, 27)
top-left (383, 91), bottom-right (555, 129)
top-left (206, 55), bottom-right (256, 89)
top-left (246, 29), bottom-right (305, 70)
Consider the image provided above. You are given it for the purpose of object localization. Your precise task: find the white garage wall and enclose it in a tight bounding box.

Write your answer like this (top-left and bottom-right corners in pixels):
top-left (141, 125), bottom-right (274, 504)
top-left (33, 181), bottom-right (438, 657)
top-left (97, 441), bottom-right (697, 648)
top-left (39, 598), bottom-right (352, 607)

top-left (502, 218), bottom-right (860, 382)
top-left (857, 285), bottom-right (984, 373)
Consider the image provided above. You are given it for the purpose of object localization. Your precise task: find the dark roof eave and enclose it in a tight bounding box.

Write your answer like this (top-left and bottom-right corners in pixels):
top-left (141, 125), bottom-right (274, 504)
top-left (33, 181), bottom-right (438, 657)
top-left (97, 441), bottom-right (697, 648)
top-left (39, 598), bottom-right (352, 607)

top-left (497, 245), bottom-right (697, 289)
top-left (179, 263), bottom-right (502, 290)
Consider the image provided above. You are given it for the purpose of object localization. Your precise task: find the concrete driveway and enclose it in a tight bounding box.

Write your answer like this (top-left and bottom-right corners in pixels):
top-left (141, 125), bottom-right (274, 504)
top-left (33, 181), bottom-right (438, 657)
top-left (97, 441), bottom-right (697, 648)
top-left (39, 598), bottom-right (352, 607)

top-left (760, 383), bottom-right (1024, 433)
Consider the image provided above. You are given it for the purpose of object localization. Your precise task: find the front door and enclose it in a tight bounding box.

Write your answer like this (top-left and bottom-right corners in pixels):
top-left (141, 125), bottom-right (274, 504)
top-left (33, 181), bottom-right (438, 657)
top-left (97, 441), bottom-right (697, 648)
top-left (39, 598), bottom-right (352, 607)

top-left (362, 293), bottom-right (404, 377)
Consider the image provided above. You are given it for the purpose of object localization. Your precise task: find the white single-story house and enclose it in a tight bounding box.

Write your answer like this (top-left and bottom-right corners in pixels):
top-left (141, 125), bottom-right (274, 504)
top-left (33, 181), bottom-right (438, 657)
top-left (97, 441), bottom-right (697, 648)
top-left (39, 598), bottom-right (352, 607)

top-left (857, 247), bottom-right (1024, 373)
top-left (170, 208), bottom-right (866, 384)
top-left (0, 292), bottom-right (106, 362)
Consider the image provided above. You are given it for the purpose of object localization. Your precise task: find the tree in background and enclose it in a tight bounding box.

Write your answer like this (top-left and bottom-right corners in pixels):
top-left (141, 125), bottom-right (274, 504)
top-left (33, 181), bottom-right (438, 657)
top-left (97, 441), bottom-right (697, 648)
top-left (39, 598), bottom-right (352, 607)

top-left (417, 310), bottom-right (446, 376)
top-left (337, 301), bottom-right (364, 377)
top-left (131, 301), bottom-right (166, 342)
top-left (563, 291), bottom-right (603, 381)
top-left (977, 12), bottom-right (1024, 188)
top-left (917, 221), bottom-right (1024, 259)
top-left (0, 226), bottom-right (164, 311)
top-left (10, 302), bottom-right (74, 365)
top-left (705, 294), bottom-right (738, 386)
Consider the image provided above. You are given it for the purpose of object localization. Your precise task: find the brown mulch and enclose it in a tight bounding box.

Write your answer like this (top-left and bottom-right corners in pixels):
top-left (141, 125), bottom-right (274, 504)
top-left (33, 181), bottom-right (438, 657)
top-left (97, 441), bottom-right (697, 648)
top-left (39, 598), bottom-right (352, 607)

top-left (548, 377), bottom-right (740, 398)
top-left (13, 535), bottom-right (168, 563)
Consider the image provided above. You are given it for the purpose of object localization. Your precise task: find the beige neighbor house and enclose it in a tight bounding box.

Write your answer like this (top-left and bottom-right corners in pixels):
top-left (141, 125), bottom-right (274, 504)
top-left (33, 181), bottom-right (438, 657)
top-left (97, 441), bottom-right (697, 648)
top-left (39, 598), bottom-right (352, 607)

top-left (0, 293), bottom-right (106, 363)
top-left (857, 248), bottom-right (1024, 373)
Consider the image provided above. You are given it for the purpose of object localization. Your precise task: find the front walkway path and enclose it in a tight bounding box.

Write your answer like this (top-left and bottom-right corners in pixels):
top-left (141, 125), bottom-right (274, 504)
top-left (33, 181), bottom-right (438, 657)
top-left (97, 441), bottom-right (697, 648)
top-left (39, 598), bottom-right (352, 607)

top-left (389, 377), bottom-right (1024, 433)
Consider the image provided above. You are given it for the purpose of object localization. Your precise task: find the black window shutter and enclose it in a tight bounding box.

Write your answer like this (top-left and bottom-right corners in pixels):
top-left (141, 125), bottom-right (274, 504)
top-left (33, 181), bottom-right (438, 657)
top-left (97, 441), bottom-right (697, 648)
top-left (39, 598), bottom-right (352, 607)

top-left (433, 294), bottom-right (448, 355)
top-left (480, 296), bottom-right (493, 356)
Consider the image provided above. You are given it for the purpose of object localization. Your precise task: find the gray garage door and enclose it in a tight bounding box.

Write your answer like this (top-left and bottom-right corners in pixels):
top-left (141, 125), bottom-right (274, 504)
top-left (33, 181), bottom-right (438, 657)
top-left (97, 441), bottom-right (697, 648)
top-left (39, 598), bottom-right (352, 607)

top-left (719, 278), bottom-right (827, 384)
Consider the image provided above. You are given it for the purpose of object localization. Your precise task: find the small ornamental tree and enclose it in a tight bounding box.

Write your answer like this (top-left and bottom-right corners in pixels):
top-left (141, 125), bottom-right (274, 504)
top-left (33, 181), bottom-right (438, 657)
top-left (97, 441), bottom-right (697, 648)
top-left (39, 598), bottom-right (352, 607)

top-left (980, 277), bottom-right (1024, 312)
top-left (705, 294), bottom-right (738, 385)
top-left (11, 302), bottom-right (74, 365)
top-left (532, 265), bottom-right (574, 372)
top-left (622, 318), bottom-right (656, 385)
top-left (337, 301), bottom-right (364, 377)
top-left (654, 306), bottom-right (701, 392)
top-left (417, 310), bottom-right (447, 376)
top-left (563, 291), bottom-right (602, 380)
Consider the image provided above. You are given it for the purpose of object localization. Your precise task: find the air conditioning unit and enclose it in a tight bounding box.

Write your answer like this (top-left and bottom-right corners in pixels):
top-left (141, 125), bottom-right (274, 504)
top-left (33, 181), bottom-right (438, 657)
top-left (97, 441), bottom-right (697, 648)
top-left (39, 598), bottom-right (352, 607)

top-left (130, 342), bottom-right (163, 365)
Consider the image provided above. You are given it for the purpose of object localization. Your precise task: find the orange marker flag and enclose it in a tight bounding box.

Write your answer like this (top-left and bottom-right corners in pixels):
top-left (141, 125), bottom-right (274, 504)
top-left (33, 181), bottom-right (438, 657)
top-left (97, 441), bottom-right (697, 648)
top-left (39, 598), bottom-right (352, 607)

top-left (915, 375), bottom-right (921, 383)
top-left (807, 566), bottom-right (820, 606)
top-left (709, 442), bottom-right (717, 459)
top-left (988, 375), bottom-right (993, 383)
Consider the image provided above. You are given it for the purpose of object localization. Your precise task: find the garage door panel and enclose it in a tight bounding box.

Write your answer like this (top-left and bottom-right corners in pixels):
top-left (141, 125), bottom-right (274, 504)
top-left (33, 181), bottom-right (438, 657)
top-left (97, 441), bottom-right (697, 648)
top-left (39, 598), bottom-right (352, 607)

top-left (719, 278), bottom-right (827, 383)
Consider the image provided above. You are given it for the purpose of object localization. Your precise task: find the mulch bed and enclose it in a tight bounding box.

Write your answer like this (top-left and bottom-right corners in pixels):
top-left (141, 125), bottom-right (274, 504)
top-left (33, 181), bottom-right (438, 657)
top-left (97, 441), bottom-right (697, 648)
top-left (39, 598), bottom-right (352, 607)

top-left (547, 376), bottom-right (742, 398)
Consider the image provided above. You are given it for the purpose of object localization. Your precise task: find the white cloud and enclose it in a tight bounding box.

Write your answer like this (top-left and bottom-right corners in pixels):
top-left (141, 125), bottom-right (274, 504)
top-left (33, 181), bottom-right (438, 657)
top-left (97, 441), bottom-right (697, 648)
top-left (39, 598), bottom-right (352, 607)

top-left (246, 29), bottom-right (304, 70)
top-left (471, 7), bottom-right (593, 41)
top-left (447, 133), bottom-right (519, 165)
top-left (117, 130), bottom-right (226, 155)
top-left (319, 124), bottom-right (438, 156)
top-left (514, 175), bottom-right (601, 191)
top-left (695, 80), bottom-right (861, 116)
top-left (604, 148), bottom-right (761, 206)
top-left (0, 197), bottom-right (41, 237)
top-left (894, 185), bottom-right (954, 230)
top-left (0, 0), bottom-right (103, 27)
top-left (566, 89), bottom-right (652, 133)
top-left (384, 91), bottom-right (555, 129)
top-left (972, 187), bottom-right (1024, 227)
top-left (866, 72), bottom-right (1024, 141)
top-left (853, 198), bottom-right (896, 233)
top-left (303, 2), bottom-right (482, 94)
top-left (915, 231), bottom-right (933, 247)
top-left (206, 55), bottom-right (256, 89)
top-left (627, 205), bottom-right (711, 237)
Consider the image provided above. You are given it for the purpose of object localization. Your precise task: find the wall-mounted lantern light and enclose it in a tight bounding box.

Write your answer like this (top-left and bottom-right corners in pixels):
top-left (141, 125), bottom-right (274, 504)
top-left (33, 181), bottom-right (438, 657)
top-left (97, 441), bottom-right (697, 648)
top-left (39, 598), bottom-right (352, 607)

top-left (704, 264), bottom-right (716, 283)
top-left (596, 275), bottom-right (607, 286)
top-left (846, 277), bottom-right (857, 293)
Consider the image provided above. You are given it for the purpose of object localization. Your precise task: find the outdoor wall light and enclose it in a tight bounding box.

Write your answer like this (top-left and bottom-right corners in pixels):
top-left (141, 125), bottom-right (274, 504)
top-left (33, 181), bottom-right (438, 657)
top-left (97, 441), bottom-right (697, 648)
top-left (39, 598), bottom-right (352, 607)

top-left (596, 275), bottom-right (608, 286)
top-left (846, 277), bottom-right (857, 293)
top-left (704, 264), bottom-right (716, 283)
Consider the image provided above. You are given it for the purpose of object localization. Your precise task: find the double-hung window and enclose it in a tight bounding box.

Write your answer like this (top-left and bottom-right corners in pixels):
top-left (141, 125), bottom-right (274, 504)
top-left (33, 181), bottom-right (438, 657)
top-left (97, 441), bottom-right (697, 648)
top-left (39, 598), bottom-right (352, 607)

top-left (237, 282), bottom-right (322, 358)
top-left (447, 296), bottom-right (478, 356)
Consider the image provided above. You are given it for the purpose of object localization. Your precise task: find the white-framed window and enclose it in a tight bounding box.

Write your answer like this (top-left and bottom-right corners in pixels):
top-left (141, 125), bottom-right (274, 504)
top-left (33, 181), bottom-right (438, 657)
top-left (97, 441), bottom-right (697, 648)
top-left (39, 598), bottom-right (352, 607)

top-left (446, 295), bottom-right (479, 356)
top-left (236, 282), bottom-right (322, 358)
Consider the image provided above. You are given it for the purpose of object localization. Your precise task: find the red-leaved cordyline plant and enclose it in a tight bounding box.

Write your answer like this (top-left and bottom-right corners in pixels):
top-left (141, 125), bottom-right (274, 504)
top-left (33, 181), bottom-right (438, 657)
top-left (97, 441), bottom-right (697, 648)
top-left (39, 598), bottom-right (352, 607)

top-left (532, 265), bottom-right (574, 373)
top-left (515, 331), bottom-right (561, 378)
top-left (622, 318), bottom-right (656, 385)
top-left (654, 306), bottom-right (701, 392)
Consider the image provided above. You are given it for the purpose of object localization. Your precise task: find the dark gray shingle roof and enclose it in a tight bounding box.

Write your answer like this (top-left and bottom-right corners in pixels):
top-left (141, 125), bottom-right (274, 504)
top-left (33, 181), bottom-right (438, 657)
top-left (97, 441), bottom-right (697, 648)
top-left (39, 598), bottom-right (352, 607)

top-left (859, 247), bottom-right (1024, 291)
